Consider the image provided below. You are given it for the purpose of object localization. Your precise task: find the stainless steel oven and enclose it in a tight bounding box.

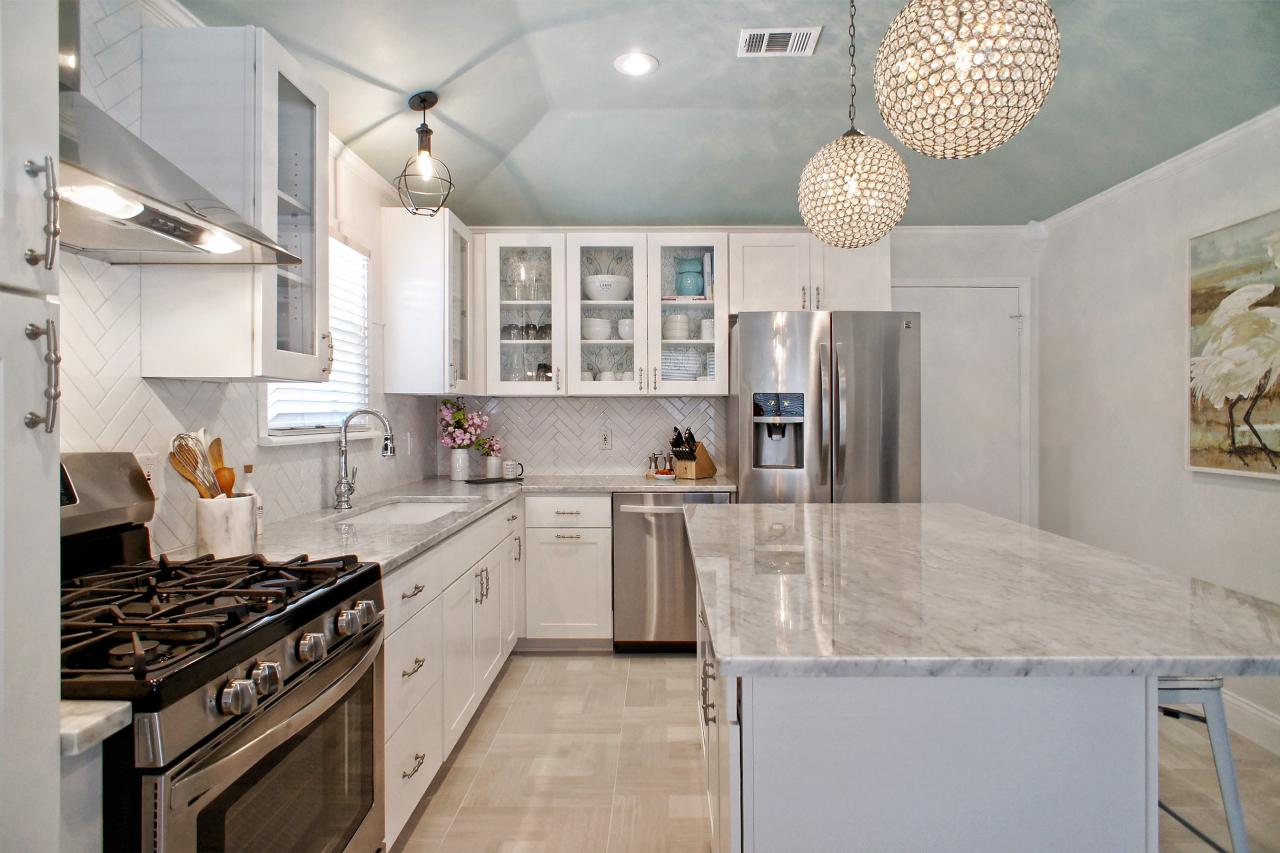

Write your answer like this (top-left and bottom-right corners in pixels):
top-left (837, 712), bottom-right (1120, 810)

top-left (142, 626), bottom-right (384, 853)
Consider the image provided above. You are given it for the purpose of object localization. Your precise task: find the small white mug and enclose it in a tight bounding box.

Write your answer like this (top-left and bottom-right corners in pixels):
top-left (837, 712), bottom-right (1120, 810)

top-left (581, 371), bottom-right (594, 381)
top-left (599, 371), bottom-right (616, 382)
top-left (503, 460), bottom-right (524, 479)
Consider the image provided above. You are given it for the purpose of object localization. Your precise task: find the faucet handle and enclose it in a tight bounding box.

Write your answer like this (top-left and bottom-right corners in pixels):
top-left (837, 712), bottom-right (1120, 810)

top-left (350, 467), bottom-right (358, 490)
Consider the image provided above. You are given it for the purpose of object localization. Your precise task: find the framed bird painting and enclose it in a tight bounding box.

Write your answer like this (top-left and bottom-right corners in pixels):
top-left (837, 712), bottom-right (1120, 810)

top-left (1188, 207), bottom-right (1280, 478)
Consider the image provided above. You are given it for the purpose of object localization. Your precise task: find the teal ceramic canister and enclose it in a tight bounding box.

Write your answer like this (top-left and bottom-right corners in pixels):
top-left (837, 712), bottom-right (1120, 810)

top-left (675, 271), bottom-right (704, 296)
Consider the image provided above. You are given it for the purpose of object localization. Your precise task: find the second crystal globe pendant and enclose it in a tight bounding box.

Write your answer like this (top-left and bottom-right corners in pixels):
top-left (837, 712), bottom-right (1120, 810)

top-left (799, 0), bottom-right (910, 249)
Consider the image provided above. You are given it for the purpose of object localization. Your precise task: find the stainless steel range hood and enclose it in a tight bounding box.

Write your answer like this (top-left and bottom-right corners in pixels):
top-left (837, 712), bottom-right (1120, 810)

top-left (57, 0), bottom-right (299, 266)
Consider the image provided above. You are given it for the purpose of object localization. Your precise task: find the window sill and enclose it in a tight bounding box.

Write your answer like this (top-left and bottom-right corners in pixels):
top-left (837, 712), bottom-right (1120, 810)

top-left (258, 428), bottom-right (374, 448)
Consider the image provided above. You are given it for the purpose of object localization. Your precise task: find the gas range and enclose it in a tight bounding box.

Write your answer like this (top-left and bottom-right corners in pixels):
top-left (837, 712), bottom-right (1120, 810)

top-left (61, 453), bottom-right (386, 852)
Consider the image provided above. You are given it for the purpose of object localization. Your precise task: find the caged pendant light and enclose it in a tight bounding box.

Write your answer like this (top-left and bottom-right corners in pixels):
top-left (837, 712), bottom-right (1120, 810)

top-left (395, 91), bottom-right (455, 216)
top-left (874, 0), bottom-right (1060, 159)
top-left (798, 1), bottom-right (910, 249)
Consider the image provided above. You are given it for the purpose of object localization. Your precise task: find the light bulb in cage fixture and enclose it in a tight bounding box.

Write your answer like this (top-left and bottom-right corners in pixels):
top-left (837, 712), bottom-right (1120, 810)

top-left (396, 91), bottom-right (454, 216)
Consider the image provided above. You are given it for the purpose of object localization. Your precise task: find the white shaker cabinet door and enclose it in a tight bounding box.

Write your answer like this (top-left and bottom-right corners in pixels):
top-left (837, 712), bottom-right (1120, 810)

top-left (474, 542), bottom-right (505, 694)
top-left (442, 568), bottom-right (480, 754)
top-left (0, 0), bottom-right (58, 294)
top-left (809, 236), bottom-right (891, 310)
top-left (728, 232), bottom-right (811, 312)
top-left (524, 527), bottom-right (612, 639)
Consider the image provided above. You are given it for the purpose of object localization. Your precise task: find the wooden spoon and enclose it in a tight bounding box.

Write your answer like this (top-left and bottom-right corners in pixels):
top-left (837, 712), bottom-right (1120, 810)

top-left (208, 437), bottom-right (225, 471)
top-left (170, 451), bottom-right (211, 499)
top-left (215, 466), bottom-right (236, 498)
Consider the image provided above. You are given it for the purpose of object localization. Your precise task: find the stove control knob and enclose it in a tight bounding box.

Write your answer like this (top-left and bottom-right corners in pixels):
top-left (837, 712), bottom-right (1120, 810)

top-left (250, 661), bottom-right (283, 697)
top-left (220, 679), bottom-right (258, 716)
top-left (298, 632), bottom-right (328, 664)
top-left (354, 599), bottom-right (378, 626)
top-left (336, 609), bottom-right (362, 637)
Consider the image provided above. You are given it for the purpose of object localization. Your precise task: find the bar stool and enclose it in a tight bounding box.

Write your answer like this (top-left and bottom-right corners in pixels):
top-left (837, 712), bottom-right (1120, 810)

top-left (1158, 676), bottom-right (1249, 853)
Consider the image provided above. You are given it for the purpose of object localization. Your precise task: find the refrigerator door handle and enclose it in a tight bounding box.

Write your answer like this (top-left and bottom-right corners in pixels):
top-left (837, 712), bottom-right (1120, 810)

top-left (835, 341), bottom-right (848, 488)
top-left (818, 342), bottom-right (830, 486)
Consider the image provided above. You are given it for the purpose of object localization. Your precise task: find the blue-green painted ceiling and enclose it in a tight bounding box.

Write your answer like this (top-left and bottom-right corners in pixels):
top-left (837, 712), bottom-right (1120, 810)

top-left (180, 0), bottom-right (1280, 227)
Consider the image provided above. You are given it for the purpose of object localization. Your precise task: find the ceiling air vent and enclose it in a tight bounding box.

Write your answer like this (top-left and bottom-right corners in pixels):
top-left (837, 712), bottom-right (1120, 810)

top-left (737, 27), bottom-right (822, 58)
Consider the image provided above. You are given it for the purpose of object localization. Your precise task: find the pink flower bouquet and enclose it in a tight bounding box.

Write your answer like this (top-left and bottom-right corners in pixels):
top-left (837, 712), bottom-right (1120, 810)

top-left (438, 398), bottom-right (490, 450)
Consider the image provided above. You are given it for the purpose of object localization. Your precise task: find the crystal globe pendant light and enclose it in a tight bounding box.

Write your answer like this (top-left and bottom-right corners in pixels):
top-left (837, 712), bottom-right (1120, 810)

top-left (874, 0), bottom-right (1060, 159)
top-left (798, 1), bottom-right (910, 249)
top-left (395, 91), bottom-right (455, 216)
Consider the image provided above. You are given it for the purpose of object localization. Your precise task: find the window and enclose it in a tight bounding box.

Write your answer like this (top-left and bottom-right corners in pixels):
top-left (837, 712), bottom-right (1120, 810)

top-left (267, 236), bottom-right (370, 434)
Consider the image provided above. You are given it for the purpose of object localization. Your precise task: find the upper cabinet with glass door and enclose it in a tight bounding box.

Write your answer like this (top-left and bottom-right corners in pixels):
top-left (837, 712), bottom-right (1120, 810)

top-left (646, 233), bottom-right (728, 395)
top-left (382, 209), bottom-right (477, 394)
top-left (485, 233), bottom-right (566, 395)
top-left (138, 28), bottom-right (329, 381)
top-left (567, 233), bottom-right (648, 395)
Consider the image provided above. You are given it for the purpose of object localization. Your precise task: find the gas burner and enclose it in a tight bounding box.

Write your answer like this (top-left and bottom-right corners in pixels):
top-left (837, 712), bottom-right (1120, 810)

top-left (108, 637), bottom-right (159, 670)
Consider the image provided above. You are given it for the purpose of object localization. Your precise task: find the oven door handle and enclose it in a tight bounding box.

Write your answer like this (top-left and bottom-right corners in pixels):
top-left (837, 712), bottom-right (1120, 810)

top-left (169, 626), bottom-right (383, 810)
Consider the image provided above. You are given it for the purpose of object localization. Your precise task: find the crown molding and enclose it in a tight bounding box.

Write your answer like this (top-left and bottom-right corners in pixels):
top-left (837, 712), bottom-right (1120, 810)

top-left (1044, 104), bottom-right (1280, 228)
top-left (138, 0), bottom-right (204, 28)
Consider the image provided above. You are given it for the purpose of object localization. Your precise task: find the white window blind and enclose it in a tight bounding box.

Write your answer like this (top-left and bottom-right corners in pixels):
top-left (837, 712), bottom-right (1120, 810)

top-left (267, 237), bottom-right (370, 432)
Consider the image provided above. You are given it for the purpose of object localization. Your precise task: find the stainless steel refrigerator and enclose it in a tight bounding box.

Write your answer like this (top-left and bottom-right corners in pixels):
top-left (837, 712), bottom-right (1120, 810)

top-left (727, 311), bottom-right (921, 503)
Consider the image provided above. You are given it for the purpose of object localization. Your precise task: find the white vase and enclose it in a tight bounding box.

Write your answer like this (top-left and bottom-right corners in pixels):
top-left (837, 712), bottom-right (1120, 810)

top-left (485, 456), bottom-right (503, 479)
top-left (450, 448), bottom-right (470, 481)
top-left (195, 495), bottom-right (257, 558)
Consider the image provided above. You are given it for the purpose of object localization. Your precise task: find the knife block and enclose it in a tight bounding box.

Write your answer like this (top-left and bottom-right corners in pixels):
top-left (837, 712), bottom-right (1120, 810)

top-left (675, 443), bottom-right (717, 480)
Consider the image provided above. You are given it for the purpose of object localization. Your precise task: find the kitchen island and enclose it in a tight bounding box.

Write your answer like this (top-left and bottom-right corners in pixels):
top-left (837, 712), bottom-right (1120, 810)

top-left (685, 502), bottom-right (1280, 853)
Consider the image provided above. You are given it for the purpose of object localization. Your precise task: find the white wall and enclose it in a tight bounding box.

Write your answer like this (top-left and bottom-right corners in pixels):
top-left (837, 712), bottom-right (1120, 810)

top-left (1038, 106), bottom-right (1280, 741)
top-left (62, 1), bottom-right (435, 553)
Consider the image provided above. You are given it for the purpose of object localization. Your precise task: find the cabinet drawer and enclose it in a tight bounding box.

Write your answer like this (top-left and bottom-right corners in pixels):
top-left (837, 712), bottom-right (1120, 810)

top-left (501, 497), bottom-right (524, 537)
top-left (384, 679), bottom-right (443, 847)
top-left (524, 526), bottom-right (613, 639)
top-left (526, 495), bottom-right (611, 528)
top-left (383, 553), bottom-right (436, 635)
top-left (385, 595), bottom-right (443, 739)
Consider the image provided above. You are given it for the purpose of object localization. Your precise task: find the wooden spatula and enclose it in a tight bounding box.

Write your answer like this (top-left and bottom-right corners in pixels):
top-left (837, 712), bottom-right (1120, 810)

top-left (208, 437), bottom-right (225, 471)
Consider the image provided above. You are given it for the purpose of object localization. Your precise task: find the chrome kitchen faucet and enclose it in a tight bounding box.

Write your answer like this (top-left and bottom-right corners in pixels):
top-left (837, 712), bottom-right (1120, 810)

top-left (334, 408), bottom-right (396, 510)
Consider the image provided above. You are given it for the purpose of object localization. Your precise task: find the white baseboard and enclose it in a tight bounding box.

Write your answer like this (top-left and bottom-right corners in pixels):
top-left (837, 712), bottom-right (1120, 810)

top-left (1223, 689), bottom-right (1280, 757)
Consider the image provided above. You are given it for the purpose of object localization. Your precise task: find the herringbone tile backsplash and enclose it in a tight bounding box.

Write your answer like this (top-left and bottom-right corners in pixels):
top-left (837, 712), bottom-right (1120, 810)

top-left (437, 396), bottom-right (726, 476)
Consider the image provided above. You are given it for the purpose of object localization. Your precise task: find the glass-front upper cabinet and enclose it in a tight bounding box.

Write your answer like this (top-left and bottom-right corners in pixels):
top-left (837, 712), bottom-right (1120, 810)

top-left (646, 232), bottom-right (728, 395)
top-left (138, 28), bottom-right (329, 381)
top-left (382, 209), bottom-right (476, 395)
top-left (485, 233), bottom-right (566, 396)
top-left (567, 233), bottom-right (648, 395)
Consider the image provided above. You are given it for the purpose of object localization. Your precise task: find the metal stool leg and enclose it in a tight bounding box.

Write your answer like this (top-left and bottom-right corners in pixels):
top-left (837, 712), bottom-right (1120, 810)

top-left (1159, 678), bottom-right (1250, 853)
top-left (1202, 687), bottom-right (1250, 853)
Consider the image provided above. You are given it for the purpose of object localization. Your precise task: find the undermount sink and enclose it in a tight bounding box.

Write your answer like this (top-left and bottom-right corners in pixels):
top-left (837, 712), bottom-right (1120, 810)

top-left (336, 499), bottom-right (479, 525)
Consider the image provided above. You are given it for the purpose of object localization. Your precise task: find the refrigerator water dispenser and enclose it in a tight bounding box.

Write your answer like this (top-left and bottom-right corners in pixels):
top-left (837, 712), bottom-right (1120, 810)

top-left (752, 393), bottom-right (805, 469)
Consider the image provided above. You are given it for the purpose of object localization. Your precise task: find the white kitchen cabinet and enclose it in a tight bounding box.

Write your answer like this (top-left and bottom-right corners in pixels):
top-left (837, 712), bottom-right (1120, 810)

top-left (646, 232), bottom-right (729, 395)
top-left (485, 232), bottom-right (567, 395)
top-left (501, 531), bottom-right (522, 653)
top-left (384, 679), bottom-right (443, 844)
top-left (524, 526), bottom-right (612, 640)
top-left (474, 540), bottom-right (506, 694)
top-left (1, 291), bottom-right (61, 851)
top-left (382, 208), bottom-right (478, 394)
top-left (0, 0), bottom-right (58, 296)
top-left (728, 232), bottom-right (813, 312)
top-left (810, 237), bottom-right (891, 310)
top-left (441, 567), bottom-right (480, 754)
top-left (567, 232), bottom-right (650, 394)
top-left (139, 27), bottom-right (330, 381)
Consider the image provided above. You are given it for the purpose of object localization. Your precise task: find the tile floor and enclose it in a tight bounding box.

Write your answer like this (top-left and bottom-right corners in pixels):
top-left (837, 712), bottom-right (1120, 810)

top-left (398, 654), bottom-right (1280, 852)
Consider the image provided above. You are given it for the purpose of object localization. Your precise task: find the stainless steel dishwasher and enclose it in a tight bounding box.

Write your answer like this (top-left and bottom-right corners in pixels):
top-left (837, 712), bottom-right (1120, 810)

top-left (612, 491), bottom-right (731, 650)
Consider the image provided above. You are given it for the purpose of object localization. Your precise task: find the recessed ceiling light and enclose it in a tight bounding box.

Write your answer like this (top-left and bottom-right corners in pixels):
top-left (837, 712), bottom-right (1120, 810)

top-left (614, 52), bottom-right (659, 77)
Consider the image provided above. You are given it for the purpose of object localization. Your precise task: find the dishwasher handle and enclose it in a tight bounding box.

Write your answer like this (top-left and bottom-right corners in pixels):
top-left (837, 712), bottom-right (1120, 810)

top-left (618, 504), bottom-right (687, 515)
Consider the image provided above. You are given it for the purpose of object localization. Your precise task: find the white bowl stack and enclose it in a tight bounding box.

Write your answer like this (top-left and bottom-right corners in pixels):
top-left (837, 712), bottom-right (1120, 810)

top-left (581, 317), bottom-right (613, 340)
top-left (583, 275), bottom-right (632, 301)
top-left (662, 314), bottom-right (689, 340)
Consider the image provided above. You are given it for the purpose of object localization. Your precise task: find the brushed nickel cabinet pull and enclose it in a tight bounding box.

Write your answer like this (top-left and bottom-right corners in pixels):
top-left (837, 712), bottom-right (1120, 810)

top-left (401, 656), bottom-right (425, 678)
top-left (554, 510), bottom-right (581, 515)
top-left (400, 583), bottom-right (424, 600)
top-left (554, 533), bottom-right (582, 540)
top-left (24, 319), bottom-right (60, 433)
top-left (23, 156), bottom-right (59, 270)
top-left (402, 752), bottom-right (426, 779)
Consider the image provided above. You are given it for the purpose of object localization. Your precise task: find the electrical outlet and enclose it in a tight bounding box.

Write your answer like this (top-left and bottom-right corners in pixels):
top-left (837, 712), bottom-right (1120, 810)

top-left (136, 452), bottom-right (161, 484)
top-left (600, 429), bottom-right (612, 451)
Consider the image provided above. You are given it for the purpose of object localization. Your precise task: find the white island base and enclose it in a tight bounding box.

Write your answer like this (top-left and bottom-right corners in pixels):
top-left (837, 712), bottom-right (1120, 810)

top-left (708, 674), bottom-right (1154, 853)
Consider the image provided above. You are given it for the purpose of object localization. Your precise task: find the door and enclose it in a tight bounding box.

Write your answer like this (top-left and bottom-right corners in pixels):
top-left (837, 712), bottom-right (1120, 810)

top-left (524, 527), bottom-right (612, 639)
top-left (258, 31), bottom-right (330, 381)
top-left (892, 286), bottom-right (1023, 520)
top-left (486, 233), bottom-right (567, 395)
top-left (647, 232), bottom-right (728, 395)
top-left (474, 546), bottom-right (504, 692)
top-left (501, 532), bottom-right (521, 652)
top-left (0, 292), bottom-right (60, 850)
top-left (442, 569), bottom-right (478, 752)
top-left (567, 232), bottom-right (648, 395)
top-left (729, 232), bottom-right (812, 312)
top-left (831, 312), bottom-right (922, 503)
top-left (447, 212), bottom-right (477, 393)
top-left (0, 0), bottom-right (58, 294)
top-left (810, 238), bottom-right (891, 310)
top-left (730, 311), bottom-right (832, 504)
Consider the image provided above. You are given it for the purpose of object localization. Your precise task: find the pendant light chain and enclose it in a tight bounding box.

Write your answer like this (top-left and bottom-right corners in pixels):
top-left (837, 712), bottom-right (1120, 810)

top-left (847, 0), bottom-right (857, 129)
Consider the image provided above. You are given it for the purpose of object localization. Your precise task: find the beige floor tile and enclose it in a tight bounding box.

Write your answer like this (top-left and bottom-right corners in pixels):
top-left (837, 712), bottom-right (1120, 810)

top-left (606, 793), bottom-right (713, 853)
top-left (449, 702), bottom-right (511, 769)
top-left (499, 682), bottom-right (628, 735)
top-left (439, 805), bottom-right (612, 853)
top-left (624, 674), bottom-right (697, 710)
top-left (522, 654), bottom-right (630, 687)
top-left (463, 733), bottom-right (621, 808)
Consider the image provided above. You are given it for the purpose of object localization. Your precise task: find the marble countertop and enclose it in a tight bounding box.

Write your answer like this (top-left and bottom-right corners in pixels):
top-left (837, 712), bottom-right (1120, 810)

top-left (61, 700), bottom-right (132, 756)
top-left (520, 474), bottom-right (736, 493)
top-left (686, 502), bottom-right (1280, 678)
